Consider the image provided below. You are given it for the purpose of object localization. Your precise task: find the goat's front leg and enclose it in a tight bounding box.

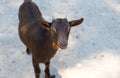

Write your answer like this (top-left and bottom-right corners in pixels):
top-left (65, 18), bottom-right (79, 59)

top-left (45, 61), bottom-right (55, 78)
top-left (32, 58), bottom-right (40, 78)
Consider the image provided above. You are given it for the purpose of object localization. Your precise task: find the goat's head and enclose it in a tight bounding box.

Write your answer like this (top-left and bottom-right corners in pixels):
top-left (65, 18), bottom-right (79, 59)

top-left (40, 17), bottom-right (84, 49)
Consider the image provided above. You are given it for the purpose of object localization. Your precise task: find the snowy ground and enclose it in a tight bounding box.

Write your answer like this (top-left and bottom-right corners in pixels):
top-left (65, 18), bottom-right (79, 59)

top-left (0, 0), bottom-right (120, 78)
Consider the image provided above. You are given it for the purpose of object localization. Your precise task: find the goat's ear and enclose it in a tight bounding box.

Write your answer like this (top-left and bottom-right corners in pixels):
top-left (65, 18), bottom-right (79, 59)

top-left (69, 18), bottom-right (84, 27)
top-left (39, 18), bottom-right (51, 28)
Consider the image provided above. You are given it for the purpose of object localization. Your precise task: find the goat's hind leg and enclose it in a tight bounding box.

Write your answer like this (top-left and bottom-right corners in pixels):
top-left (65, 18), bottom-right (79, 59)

top-left (45, 61), bottom-right (55, 78)
top-left (32, 58), bottom-right (40, 78)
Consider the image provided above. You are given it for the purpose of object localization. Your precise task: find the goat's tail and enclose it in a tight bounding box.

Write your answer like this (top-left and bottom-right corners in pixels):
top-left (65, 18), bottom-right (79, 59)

top-left (24, 0), bottom-right (32, 2)
top-left (26, 48), bottom-right (31, 55)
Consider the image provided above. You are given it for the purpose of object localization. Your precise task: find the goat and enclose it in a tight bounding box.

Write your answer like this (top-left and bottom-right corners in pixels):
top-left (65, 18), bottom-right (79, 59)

top-left (18, 0), bottom-right (84, 78)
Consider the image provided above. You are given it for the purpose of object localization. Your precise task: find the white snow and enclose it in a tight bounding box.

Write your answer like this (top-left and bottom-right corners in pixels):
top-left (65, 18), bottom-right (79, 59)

top-left (0, 0), bottom-right (120, 78)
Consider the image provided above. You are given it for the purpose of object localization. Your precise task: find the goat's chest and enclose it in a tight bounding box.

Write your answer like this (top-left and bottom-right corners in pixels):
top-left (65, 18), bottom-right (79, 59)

top-left (32, 44), bottom-right (58, 63)
top-left (30, 29), bottom-right (58, 63)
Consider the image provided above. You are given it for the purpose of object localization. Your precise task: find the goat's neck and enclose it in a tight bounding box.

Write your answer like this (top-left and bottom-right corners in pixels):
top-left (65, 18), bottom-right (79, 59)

top-left (52, 42), bottom-right (59, 50)
top-left (50, 33), bottom-right (59, 50)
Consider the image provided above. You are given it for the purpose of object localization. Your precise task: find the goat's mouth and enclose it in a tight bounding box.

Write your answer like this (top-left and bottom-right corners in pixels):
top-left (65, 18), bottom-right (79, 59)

top-left (60, 46), bottom-right (67, 49)
top-left (58, 42), bottom-right (68, 49)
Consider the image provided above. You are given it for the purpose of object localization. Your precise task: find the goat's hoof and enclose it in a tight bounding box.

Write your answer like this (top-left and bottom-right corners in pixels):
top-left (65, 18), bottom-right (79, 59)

top-left (51, 75), bottom-right (55, 78)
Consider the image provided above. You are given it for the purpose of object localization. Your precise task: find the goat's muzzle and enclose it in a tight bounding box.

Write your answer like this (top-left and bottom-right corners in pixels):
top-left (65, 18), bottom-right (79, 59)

top-left (58, 41), bottom-right (68, 49)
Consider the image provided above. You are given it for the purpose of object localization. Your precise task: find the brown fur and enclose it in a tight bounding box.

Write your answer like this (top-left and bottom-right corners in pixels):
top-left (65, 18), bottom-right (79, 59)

top-left (18, 0), bottom-right (84, 78)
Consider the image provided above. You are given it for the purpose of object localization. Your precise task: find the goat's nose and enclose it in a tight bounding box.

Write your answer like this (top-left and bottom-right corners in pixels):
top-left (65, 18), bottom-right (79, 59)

top-left (59, 41), bottom-right (68, 49)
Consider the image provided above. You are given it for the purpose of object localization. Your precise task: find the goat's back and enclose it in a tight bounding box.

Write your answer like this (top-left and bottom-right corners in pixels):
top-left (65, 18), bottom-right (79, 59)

top-left (19, 2), bottom-right (42, 25)
top-left (18, 2), bottom-right (58, 63)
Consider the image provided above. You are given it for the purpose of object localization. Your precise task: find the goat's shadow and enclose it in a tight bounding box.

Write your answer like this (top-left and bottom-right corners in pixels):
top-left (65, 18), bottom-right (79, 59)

top-left (50, 66), bottom-right (62, 78)
top-left (40, 66), bottom-right (61, 78)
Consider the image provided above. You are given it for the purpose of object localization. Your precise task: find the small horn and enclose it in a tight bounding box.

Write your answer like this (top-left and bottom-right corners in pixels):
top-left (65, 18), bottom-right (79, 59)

top-left (65, 15), bottom-right (67, 18)
top-left (52, 16), bottom-right (55, 20)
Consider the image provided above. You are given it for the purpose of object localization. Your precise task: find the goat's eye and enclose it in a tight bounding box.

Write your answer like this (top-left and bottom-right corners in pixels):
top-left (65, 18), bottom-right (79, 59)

top-left (51, 27), bottom-right (56, 32)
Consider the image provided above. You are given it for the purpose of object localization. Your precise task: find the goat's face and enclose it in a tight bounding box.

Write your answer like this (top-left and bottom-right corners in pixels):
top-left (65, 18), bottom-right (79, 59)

top-left (40, 18), bottom-right (84, 49)
top-left (50, 18), bottom-right (70, 49)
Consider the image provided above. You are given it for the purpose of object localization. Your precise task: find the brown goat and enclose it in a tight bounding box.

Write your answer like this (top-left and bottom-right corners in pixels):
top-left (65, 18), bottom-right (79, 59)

top-left (18, 0), bottom-right (84, 78)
